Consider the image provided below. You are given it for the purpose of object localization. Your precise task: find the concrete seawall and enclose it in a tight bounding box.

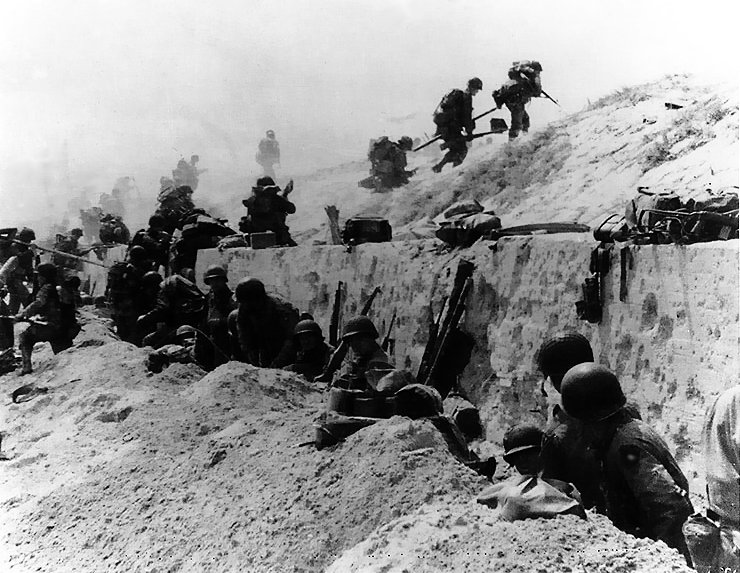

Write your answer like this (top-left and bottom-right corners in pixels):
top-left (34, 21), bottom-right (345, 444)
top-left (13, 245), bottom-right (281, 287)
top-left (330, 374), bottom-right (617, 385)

top-left (196, 236), bottom-right (738, 495)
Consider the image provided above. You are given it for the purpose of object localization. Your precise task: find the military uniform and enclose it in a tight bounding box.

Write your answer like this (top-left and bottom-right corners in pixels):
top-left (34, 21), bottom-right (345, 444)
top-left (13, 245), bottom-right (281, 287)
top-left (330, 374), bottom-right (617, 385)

top-left (334, 343), bottom-right (394, 391)
top-left (18, 283), bottom-right (64, 373)
top-left (106, 262), bottom-right (147, 344)
top-left (256, 135), bottom-right (280, 179)
top-left (199, 287), bottom-right (235, 369)
top-left (228, 294), bottom-right (299, 368)
top-left (138, 274), bottom-right (206, 348)
top-left (239, 184), bottom-right (297, 246)
top-left (154, 187), bottom-right (195, 234)
top-left (57, 281), bottom-right (82, 351)
top-left (0, 248), bottom-right (35, 314)
top-left (432, 88), bottom-right (475, 172)
top-left (598, 415), bottom-right (693, 558)
top-left (130, 228), bottom-right (171, 271)
top-left (493, 61), bottom-right (543, 140)
top-left (284, 342), bottom-right (334, 381)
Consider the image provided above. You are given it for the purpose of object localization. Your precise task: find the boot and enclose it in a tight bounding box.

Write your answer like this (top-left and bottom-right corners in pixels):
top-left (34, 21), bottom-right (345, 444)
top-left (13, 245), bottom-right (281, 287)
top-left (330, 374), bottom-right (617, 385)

top-left (19, 344), bottom-right (32, 375)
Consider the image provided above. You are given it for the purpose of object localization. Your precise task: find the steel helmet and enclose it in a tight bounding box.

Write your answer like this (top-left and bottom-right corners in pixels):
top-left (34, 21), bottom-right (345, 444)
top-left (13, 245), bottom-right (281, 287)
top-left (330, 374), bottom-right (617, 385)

top-left (502, 425), bottom-right (543, 462)
top-left (175, 325), bottom-right (197, 340)
top-left (70, 228), bottom-right (84, 238)
top-left (341, 316), bottom-right (378, 340)
top-left (203, 265), bottom-right (227, 283)
top-left (128, 245), bottom-right (147, 261)
top-left (235, 277), bottom-right (266, 302)
top-left (18, 227), bottom-right (36, 242)
top-left (560, 363), bottom-right (626, 422)
top-left (36, 262), bottom-right (57, 281)
top-left (142, 271), bottom-right (163, 287)
top-left (468, 77), bottom-right (483, 90)
top-left (294, 319), bottom-right (322, 338)
top-left (535, 331), bottom-right (594, 391)
top-left (398, 136), bottom-right (413, 150)
top-left (266, 130), bottom-right (275, 137)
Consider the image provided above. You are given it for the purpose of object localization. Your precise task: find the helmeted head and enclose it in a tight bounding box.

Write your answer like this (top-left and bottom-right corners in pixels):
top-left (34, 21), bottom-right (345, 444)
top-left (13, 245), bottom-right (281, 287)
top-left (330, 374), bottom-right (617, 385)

top-left (203, 265), bottom-right (228, 286)
top-left (467, 77), bottom-right (483, 94)
top-left (142, 271), bottom-right (163, 289)
top-left (191, 154), bottom-right (199, 163)
top-left (535, 331), bottom-right (594, 392)
top-left (36, 262), bottom-right (57, 283)
top-left (128, 245), bottom-right (148, 263)
top-left (398, 136), bottom-right (413, 151)
top-left (256, 176), bottom-right (276, 188)
top-left (175, 325), bottom-right (197, 344)
top-left (266, 130), bottom-right (275, 139)
top-left (70, 228), bottom-right (84, 238)
top-left (294, 319), bottom-right (323, 350)
top-left (148, 214), bottom-right (165, 230)
top-left (502, 424), bottom-right (544, 475)
top-left (235, 277), bottom-right (267, 305)
top-left (18, 227), bottom-right (36, 243)
top-left (63, 275), bottom-right (82, 290)
top-left (560, 363), bottom-right (626, 423)
top-left (179, 268), bottom-right (196, 283)
top-left (342, 316), bottom-right (379, 355)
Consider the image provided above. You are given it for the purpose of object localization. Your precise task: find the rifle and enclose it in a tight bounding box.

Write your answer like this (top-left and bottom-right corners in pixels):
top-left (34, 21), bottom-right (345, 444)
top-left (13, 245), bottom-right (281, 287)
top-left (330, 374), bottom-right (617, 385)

top-left (10, 239), bottom-right (111, 269)
top-left (0, 315), bottom-right (50, 327)
top-left (424, 277), bottom-right (473, 393)
top-left (381, 309), bottom-right (397, 352)
top-left (413, 106), bottom-right (500, 152)
top-left (439, 130), bottom-right (506, 150)
top-left (328, 281), bottom-right (343, 347)
top-left (417, 259), bottom-right (475, 384)
top-left (416, 296), bottom-right (446, 384)
top-left (540, 89), bottom-right (560, 107)
top-left (316, 285), bottom-right (381, 385)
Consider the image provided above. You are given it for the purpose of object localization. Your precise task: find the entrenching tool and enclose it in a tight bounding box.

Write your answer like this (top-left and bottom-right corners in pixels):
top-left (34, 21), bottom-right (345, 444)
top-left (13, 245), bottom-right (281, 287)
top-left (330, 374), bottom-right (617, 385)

top-left (413, 106), bottom-right (504, 152)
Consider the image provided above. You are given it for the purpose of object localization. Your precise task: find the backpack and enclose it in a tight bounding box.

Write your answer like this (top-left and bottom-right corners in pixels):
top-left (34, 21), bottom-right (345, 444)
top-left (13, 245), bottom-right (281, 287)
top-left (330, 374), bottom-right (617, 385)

top-left (106, 262), bottom-right (135, 303)
top-left (433, 89), bottom-right (464, 126)
top-left (341, 217), bottom-right (392, 245)
top-left (507, 60), bottom-right (543, 98)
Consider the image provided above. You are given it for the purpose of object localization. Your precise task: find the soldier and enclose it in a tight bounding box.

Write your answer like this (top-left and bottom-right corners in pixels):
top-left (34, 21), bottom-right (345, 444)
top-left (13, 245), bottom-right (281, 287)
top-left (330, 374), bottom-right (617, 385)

top-left (0, 227), bottom-right (37, 314)
top-left (333, 316), bottom-right (394, 390)
top-left (52, 228), bottom-right (84, 278)
top-left (227, 277), bottom-right (298, 368)
top-left (137, 268), bottom-right (206, 348)
top-left (492, 60), bottom-right (543, 140)
top-left (535, 331), bottom-right (604, 510)
top-left (432, 77), bottom-right (482, 173)
top-left (239, 176), bottom-right (297, 247)
top-left (695, 385), bottom-right (740, 569)
top-left (199, 265), bottom-right (235, 369)
top-left (560, 363), bottom-right (693, 560)
top-left (106, 246), bottom-right (151, 344)
top-left (129, 215), bottom-right (171, 272)
top-left (80, 207), bottom-right (103, 243)
top-left (57, 275), bottom-right (82, 351)
top-left (256, 130), bottom-right (280, 179)
top-left (99, 214), bottom-right (130, 245)
top-left (283, 319), bottom-right (334, 381)
top-left (154, 185), bottom-right (195, 234)
top-left (363, 136), bottom-right (415, 191)
top-left (16, 263), bottom-right (65, 374)
top-left (146, 325), bottom-right (202, 373)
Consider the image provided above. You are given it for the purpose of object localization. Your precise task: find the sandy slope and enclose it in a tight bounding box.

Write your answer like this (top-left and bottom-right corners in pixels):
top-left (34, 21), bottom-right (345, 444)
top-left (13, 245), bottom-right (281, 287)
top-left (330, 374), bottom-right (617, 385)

top-left (0, 312), bottom-right (692, 572)
top-left (281, 75), bottom-right (737, 243)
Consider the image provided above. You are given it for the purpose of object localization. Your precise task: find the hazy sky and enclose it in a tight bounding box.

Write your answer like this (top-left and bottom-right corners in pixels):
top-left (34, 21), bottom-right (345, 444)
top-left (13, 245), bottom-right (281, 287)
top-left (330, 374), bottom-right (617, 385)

top-left (0, 0), bottom-right (737, 227)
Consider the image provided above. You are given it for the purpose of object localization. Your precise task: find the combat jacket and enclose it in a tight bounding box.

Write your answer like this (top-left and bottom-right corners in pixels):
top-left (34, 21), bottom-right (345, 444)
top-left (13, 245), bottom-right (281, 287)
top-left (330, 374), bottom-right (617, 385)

top-left (231, 295), bottom-right (299, 368)
top-left (144, 274), bottom-right (205, 327)
top-left (21, 284), bottom-right (62, 330)
top-left (336, 344), bottom-right (394, 390)
top-left (600, 417), bottom-right (693, 556)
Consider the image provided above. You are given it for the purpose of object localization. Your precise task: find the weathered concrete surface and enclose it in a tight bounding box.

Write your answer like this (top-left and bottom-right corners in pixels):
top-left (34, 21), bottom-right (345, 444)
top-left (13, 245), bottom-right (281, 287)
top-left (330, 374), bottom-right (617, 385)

top-left (198, 237), bottom-right (738, 497)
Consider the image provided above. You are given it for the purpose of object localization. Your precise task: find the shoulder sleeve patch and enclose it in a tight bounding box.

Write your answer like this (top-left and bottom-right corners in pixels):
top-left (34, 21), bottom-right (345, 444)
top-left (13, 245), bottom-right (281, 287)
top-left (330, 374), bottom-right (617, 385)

top-left (618, 444), bottom-right (641, 469)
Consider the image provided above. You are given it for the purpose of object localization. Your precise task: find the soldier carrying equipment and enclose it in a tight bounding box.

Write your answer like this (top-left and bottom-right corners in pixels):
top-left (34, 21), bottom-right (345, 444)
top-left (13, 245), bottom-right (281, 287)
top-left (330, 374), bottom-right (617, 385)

top-left (492, 60), bottom-right (544, 140)
top-left (360, 136), bottom-right (415, 192)
top-left (239, 177), bottom-right (297, 247)
top-left (431, 78), bottom-right (482, 173)
top-left (256, 130), bottom-right (280, 180)
top-left (560, 363), bottom-right (694, 562)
